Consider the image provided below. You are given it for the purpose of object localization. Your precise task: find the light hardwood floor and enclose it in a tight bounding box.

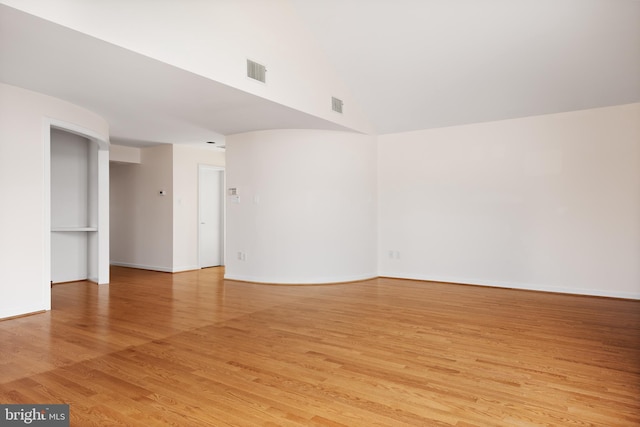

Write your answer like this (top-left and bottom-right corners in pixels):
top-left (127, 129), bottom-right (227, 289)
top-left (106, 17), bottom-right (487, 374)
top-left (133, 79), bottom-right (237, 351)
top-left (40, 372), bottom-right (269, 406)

top-left (1, 266), bottom-right (639, 426)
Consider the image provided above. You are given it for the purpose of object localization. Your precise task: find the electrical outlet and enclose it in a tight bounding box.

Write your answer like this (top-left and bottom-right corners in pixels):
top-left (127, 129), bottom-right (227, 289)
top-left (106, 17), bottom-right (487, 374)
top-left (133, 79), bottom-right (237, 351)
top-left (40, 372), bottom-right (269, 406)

top-left (237, 251), bottom-right (247, 261)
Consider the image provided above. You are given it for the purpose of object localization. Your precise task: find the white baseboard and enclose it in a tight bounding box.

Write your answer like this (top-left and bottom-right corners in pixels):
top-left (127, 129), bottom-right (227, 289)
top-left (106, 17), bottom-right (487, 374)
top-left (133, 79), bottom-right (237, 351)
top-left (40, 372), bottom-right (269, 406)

top-left (0, 302), bottom-right (47, 320)
top-left (378, 271), bottom-right (640, 300)
top-left (110, 261), bottom-right (173, 273)
top-left (224, 272), bottom-right (377, 285)
top-left (110, 262), bottom-right (200, 273)
top-left (173, 265), bottom-right (200, 273)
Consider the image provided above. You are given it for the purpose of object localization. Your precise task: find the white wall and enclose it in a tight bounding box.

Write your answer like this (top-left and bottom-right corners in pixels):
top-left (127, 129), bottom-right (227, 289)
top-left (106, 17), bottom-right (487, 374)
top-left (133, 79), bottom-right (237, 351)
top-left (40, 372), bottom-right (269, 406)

top-left (110, 144), bottom-right (141, 164)
top-left (110, 144), bottom-right (173, 271)
top-left (225, 129), bottom-right (377, 284)
top-left (50, 129), bottom-right (90, 228)
top-left (1, 0), bottom-right (372, 134)
top-left (172, 145), bottom-right (225, 271)
top-left (379, 103), bottom-right (640, 298)
top-left (0, 83), bottom-right (108, 319)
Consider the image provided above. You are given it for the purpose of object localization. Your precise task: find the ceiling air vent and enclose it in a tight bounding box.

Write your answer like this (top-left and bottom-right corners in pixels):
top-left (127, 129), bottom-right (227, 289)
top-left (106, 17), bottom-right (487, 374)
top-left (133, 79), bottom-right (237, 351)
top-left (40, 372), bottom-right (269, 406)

top-left (331, 97), bottom-right (343, 114)
top-left (247, 59), bottom-right (266, 83)
top-left (206, 141), bottom-right (226, 149)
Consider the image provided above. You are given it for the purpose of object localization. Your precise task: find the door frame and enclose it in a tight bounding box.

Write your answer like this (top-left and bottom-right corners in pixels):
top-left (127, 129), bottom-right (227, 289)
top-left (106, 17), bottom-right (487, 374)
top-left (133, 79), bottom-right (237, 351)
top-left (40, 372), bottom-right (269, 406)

top-left (198, 164), bottom-right (225, 268)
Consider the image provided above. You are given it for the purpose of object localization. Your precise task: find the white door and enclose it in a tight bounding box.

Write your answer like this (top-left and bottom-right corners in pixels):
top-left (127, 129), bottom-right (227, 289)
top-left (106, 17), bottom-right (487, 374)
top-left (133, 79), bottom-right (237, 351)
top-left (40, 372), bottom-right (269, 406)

top-left (198, 165), bottom-right (224, 268)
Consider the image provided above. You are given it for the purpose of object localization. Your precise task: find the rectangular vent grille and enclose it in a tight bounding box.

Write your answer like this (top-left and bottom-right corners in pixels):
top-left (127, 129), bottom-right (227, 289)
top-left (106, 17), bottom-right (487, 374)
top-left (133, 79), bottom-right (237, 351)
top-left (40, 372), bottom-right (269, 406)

top-left (331, 97), bottom-right (343, 113)
top-left (247, 59), bottom-right (266, 83)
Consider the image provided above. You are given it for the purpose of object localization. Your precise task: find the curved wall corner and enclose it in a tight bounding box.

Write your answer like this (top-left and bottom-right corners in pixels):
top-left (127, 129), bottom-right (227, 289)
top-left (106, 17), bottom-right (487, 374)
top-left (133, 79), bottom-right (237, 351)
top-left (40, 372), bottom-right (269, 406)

top-left (0, 83), bottom-right (109, 319)
top-left (225, 129), bottom-right (377, 284)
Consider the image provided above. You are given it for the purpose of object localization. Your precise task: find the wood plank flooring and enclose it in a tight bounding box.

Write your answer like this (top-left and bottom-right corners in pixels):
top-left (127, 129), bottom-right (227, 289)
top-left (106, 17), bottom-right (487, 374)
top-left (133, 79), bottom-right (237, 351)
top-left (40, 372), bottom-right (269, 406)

top-left (1, 266), bottom-right (639, 426)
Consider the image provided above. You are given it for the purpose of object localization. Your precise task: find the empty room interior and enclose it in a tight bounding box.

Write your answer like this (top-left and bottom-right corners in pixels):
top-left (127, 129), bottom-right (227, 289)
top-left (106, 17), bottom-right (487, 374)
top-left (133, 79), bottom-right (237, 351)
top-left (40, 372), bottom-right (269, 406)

top-left (0, 1), bottom-right (639, 426)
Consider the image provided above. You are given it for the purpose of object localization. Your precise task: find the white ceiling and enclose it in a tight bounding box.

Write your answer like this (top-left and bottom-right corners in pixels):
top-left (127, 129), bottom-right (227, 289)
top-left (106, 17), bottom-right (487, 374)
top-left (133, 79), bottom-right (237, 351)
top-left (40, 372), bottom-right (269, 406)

top-left (291, 0), bottom-right (640, 134)
top-left (0, 4), bottom-right (353, 147)
top-left (1, 1), bottom-right (639, 146)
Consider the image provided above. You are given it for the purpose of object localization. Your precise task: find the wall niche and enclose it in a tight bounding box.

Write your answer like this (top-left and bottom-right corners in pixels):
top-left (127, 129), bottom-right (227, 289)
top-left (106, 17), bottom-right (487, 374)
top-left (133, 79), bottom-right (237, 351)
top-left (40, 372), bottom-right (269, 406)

top-left (50, 128), bottom-right (103, 283)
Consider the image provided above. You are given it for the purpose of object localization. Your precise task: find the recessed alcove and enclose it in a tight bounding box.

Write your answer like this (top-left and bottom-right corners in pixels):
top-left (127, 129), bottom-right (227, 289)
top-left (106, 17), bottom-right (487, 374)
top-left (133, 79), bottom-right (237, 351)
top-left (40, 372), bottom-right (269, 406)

top-left (49, 126), bottom-right (109, 285)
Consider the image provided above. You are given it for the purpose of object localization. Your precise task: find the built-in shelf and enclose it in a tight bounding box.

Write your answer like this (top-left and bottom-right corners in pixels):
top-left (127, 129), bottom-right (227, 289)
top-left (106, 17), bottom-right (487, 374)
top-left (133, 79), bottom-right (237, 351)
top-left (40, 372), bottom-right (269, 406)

top-left (51, 128), bottom-right (100, 284)
top-left (48, 123), bottom-right (108, 286)
top-left (51, 227), bottom-right (97, 232)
